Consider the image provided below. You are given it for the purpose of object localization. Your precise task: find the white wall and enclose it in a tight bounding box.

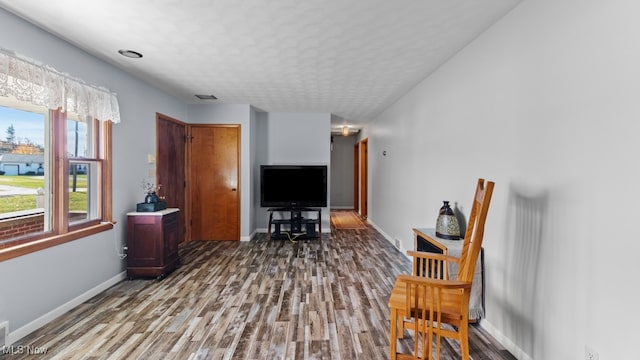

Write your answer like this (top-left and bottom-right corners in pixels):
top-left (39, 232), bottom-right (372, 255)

top-left (249, 106), bottom-right (260, 236)
top-left (254, 112), bottom-right (332, 231)
top-left (253, 112), bottom-right (269, 229)
top-left (0, 8), bottom-right (187, 342)
top-left (366, 0), bottom-right (640, 358)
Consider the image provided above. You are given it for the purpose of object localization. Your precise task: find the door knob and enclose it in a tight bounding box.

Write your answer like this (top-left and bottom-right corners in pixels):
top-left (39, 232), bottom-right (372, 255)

top-left (232, 188), bottom-right (237, 192)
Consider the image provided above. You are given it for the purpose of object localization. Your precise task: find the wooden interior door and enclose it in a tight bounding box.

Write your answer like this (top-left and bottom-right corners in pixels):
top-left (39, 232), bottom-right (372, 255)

top-left (189, 125), bottom-right (240, 240)
top-left (360, 138), bottom-right (368, 219)
top-left (156, 113), bottom-right (186, 243)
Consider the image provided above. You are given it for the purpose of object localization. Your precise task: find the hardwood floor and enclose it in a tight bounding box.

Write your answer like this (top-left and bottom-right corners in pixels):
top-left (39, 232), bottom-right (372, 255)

top-left (7, 217), bottom-right (515, 359)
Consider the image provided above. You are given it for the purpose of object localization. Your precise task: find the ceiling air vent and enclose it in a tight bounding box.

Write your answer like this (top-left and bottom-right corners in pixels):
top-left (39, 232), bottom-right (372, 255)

top-left (195, 94), bottom-right (217, 100)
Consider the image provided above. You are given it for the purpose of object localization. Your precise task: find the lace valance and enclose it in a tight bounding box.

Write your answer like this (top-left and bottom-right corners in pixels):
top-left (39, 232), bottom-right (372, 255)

top-left (0, 48), bottom-right (120, 123)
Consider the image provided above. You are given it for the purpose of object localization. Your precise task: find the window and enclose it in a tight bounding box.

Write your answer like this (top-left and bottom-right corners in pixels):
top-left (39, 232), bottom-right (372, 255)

top-left (0, 48), bottom-right (119, 261)
top-left (0, 96), bottom-right (113, 259)
top-left (67, 115), bottom-right (101, 226)
top-left (0, 102), bottom-right (50, 236)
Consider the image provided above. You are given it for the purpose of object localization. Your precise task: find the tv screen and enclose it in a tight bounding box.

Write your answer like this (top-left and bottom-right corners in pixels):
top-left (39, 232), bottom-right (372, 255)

top-left (260, 165), bottom-right (327, 208)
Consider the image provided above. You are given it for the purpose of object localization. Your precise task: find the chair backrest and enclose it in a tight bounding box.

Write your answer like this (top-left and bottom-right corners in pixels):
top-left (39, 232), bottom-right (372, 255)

top-left (456, 178), bottom-right (494, 283)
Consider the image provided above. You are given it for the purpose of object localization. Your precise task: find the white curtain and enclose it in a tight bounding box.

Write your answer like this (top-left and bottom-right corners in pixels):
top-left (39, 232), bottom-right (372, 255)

top-left (0, 48), bottom-right (120, 123)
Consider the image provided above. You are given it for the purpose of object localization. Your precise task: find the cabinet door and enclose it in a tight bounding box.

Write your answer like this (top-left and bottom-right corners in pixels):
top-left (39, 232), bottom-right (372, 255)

top-left (163, 212), bottom-right (179, 265)
top-left (128, 215), bottom-right (162, 267)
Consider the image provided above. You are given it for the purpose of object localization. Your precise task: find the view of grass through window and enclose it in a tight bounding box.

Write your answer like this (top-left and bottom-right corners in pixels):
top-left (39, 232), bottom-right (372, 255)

top-left (0, 105), bottom-right (88, 217)
top-left (1, 105), bottom-right (46, 216)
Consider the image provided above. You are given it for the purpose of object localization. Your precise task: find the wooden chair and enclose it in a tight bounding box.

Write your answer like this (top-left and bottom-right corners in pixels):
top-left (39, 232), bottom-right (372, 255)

top-left (388, 178), bottom-right (494, 359)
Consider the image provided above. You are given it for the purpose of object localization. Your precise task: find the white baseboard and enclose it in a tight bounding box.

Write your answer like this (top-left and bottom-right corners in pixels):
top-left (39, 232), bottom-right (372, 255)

top-left (241, 230), bottom-right (256, 242)
top-left (368, 220), bottom-right (410, 259)
top-left (480, 319), bottom-right (532, 360)
top-left (367, 220), bottom-right (394, 245)
top-left (7, 271), bottom-right (127, 346)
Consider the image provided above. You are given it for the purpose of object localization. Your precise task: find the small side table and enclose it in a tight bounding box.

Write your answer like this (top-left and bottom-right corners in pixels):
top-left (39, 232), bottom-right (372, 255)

top-left (413, 228), bottom-right (485, 321)
top-left (127, 208), bottom-right (180, 280)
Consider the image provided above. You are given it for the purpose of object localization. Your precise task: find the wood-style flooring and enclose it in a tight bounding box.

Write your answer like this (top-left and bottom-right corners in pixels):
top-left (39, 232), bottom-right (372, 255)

top-left (329, 210), bottom-right (367, 230)
top-left (6, 214), bottom-right (515, 359)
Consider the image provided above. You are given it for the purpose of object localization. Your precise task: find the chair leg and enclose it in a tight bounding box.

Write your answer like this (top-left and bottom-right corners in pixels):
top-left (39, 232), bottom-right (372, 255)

top-left (460, 324), bottom-right (469, 360)
top-left (425, 325), bottom-right (433, 360)
top-left (434, 322), bottom-right (441, 360)
top-left (390, 308), bottom-right (397, 360)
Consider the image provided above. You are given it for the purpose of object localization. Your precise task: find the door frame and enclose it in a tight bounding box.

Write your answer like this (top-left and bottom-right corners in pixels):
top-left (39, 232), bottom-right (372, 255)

top-left (353, 143), bottom-right (359, 212)
top-left (359, 138), bottom-right (368, 219)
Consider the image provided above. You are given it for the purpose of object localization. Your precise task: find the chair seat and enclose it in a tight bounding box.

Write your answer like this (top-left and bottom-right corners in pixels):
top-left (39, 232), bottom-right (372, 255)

top-left (389, 277), bottom-right (466, 326)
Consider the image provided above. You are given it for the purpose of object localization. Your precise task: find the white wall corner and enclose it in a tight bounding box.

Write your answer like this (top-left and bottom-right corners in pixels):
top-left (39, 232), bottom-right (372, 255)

top-left (367, 220), bottom-right (409, 259)
top-left (367, 220), bottom-right (390, 242)
top-left (241, 230), bottom-right (257, 242)
top-left (7, 271), bottom-right (126, 346)
top-left (480, 319), bottom-right (533, 360)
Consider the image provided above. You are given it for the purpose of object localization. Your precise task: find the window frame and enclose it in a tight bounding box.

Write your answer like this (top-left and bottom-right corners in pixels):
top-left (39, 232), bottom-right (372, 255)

top-left (0, 107), bottom-right (113, 262)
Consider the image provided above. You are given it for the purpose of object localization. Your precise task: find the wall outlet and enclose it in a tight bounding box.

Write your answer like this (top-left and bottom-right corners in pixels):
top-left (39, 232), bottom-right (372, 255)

top-left (0, 321), bottom-right (8, 347)
top-left (585, 346), bottom-right (599, 360)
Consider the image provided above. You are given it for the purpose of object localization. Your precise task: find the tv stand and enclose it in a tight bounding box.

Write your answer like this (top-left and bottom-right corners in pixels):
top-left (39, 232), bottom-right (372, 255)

top-left (267, 207), bottom-right (322, 240)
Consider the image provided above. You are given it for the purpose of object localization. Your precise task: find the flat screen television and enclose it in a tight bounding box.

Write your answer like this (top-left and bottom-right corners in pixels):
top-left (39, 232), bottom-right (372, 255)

top-left (260, 165), bottom-right (327, 208)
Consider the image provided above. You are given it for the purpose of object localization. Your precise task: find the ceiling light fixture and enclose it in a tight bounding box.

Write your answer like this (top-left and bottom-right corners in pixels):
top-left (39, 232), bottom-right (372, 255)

top-left (195, 94), bottom-right (218, 100)
top-left (118, 49), bottom-right (143, 58)
top-left (342, 126), bottom-right (350, 136)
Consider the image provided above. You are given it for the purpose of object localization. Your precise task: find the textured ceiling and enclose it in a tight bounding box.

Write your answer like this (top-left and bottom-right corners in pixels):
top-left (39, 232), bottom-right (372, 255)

top-left (0, 0), bottom-right (521, 126)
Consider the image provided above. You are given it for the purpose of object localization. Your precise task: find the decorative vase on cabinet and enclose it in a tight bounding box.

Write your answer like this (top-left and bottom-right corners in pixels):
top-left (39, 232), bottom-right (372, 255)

top-left (435, 201), bottom-right (461, 240)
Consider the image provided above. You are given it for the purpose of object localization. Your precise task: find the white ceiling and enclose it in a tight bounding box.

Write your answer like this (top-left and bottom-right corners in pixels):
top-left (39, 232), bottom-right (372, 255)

top-left (0, 0), bottom-right (521, 126)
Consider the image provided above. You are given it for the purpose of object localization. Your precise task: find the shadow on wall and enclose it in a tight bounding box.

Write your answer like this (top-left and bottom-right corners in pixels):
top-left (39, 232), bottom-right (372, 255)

top-left (453, 202), bottom-right (467, 237)
top-left (500, 183), bottom-right (548, 358)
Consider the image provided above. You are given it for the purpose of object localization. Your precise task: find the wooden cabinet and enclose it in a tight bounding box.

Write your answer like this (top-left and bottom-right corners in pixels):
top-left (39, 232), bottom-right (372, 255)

top-left (127, 208), bottom-right (180, 280)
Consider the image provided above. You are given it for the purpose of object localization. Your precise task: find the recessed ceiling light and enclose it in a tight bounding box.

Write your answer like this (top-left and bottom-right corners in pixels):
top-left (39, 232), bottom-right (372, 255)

top-left (195, 94), bottom-right (218, 100)
top-left (118, 49), bottom-right (143, 58)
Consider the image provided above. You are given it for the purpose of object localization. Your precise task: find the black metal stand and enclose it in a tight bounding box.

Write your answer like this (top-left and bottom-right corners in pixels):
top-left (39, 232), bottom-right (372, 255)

top-left (267, 207), bottom-right (322, 240)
